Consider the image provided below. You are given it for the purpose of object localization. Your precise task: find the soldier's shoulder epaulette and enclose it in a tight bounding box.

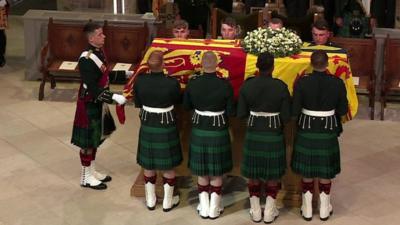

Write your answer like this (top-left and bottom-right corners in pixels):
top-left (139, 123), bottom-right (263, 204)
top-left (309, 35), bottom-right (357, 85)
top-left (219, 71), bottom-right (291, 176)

top-left (85, 50), bottom-right (93, 59)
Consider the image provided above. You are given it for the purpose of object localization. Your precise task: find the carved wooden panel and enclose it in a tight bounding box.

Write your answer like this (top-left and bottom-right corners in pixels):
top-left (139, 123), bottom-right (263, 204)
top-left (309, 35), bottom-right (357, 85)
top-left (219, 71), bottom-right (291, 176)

top-left (384, 38), bottom-right (400, 91)
top-left (155, 25), bottom-right (173, 38)
top-left (103, 24), bottom-right (148, 64)
top-left (331, 37), bottom-right (376, 90)
top-left (48, 20), bottom-right (86, 61)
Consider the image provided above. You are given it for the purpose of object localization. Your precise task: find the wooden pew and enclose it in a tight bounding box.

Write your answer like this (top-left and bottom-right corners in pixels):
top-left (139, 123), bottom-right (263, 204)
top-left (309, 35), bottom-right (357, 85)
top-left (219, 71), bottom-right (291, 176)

top-left (103, 21), bottom-right (148, 77)
top-left (39, 18), bottom-right (148, 100)
top-left (331, 37), bottom-right (377, 120)
top-left (39, 18), bottom-right (87, 100)
top-left (380, 36), bottom-right (400, 120)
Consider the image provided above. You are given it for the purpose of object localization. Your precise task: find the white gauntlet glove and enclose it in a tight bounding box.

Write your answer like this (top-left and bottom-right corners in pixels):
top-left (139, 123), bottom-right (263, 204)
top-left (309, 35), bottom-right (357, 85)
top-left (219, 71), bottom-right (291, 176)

top-left (112, 94), bottom-right (127, 105)
top-left (125, 71), bottom-right (134, 78)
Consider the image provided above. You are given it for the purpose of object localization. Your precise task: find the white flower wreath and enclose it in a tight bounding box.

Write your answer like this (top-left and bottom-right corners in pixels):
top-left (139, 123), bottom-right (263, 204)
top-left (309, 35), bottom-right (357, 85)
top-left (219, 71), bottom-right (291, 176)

top-left (242, 27), bottom-right (303, 57)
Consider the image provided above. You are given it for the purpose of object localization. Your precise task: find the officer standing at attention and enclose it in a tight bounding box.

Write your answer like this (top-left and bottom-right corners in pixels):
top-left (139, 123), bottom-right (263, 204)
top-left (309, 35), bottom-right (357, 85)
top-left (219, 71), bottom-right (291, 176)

top-left (237, 52), bottom-right (291, 223)
top-left (183, 51), bottom-right (235, 219)
top-left (71, 22), bottom-right (127, 190)
top-left (291, 50), bottom-right (348, 221)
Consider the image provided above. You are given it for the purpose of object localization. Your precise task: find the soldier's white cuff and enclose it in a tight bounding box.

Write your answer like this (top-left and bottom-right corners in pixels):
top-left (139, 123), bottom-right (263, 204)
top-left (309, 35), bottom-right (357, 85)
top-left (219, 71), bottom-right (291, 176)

top-left (125, 71), bottom-right (134, 78)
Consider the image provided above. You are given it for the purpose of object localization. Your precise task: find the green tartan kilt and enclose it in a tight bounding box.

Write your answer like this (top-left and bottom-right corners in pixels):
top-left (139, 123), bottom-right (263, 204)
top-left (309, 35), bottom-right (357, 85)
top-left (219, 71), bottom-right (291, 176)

top-left (241, 131), bottom-right (286, 180)
top-left (188, 127), bottom-right (232, 176)
top-left (137, 124), bottom-right (183, 170)
top-left (292, 131), bottom-right (341, 179)
top-left (71, 103), bottom-right (104, 149)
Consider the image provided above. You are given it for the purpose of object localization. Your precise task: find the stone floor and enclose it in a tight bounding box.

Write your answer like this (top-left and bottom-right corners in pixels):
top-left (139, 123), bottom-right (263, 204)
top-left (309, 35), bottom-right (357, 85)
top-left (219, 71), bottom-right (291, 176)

top-left (1, 16), bottom-right (400, 225)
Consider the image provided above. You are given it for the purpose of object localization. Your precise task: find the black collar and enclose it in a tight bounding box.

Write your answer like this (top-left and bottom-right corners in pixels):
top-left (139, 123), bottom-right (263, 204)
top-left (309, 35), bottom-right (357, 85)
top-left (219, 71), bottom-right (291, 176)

top-left (203, 72), bottom-right (216, 76)
top-left (313, 70), bottom-right (327, 76)
top-left (150, 71), bottom-right (164, 76)
top-left (88, 44), bottom-right (101, 52)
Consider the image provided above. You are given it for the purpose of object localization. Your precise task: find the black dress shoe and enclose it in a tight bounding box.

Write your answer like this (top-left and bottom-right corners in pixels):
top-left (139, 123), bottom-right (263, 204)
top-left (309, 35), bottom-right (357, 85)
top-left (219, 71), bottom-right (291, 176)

top-left (0, 58), bottom-right (5, 67)
top-left (100, 175), bottom-right (112, 183)
top-left (81, 182), bottom-right (107, 190)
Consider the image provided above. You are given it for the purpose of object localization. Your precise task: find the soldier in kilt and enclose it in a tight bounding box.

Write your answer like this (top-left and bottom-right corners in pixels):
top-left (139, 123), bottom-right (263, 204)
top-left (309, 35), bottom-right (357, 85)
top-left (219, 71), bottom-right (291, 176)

top-left (291, 50), bottom-right (348, 221)
top-left (133, 50), bottom-right (183, 211)
top-left (183, 51), bottom-right (235, 219)
top-left (237, 52), bottom-right (291, 223)
top-left (71, 22), bottom-right (128, 190)
top-left (0, 0), bottom-right (9, 67)
top-left (334, 0), bottom-right (375, 38)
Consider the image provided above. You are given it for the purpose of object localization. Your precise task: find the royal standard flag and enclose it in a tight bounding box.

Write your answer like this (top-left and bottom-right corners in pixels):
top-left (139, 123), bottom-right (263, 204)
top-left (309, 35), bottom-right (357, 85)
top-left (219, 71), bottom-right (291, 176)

top-left (122, 38), bottom-right (357, 121)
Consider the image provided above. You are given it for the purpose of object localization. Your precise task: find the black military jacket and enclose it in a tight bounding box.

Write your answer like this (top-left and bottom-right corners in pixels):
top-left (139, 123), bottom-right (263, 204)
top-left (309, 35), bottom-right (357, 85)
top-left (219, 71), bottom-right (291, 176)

top-left (309, 41), bottom-right (338, 47)
top-left (133, 71), bottom-right (181, 108)
top-left (78, 45), bottom-right (109, 101)
top-left (237, 74), bottom-right (291, 132)
top-left (183, 72), bottom-right (235, 129)
top-left (133, 71), bottom-right (181, 127)
top-left (78, 45), bottom-right (126, 103)
top-left (292, 70), bottom-right (348, 133)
